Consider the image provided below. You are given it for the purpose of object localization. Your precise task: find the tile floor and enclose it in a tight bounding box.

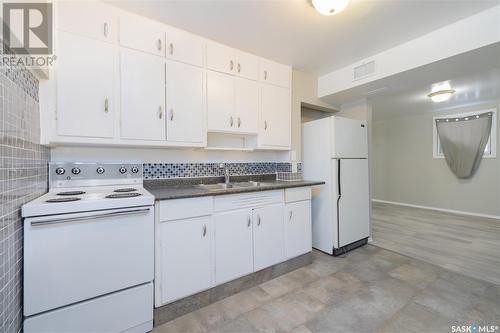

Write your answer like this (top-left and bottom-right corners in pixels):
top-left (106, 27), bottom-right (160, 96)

top-left (153, 245), bottom-right (500, 333)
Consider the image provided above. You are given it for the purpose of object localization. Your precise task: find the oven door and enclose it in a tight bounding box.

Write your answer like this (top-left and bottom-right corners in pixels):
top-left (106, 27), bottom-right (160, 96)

top-left (24, 206), bottom-right (154, 316)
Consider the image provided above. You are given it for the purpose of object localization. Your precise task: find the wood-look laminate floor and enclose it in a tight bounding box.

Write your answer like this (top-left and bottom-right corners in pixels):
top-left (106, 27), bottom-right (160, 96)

top-left (371, 202), bottom-right (500, 286)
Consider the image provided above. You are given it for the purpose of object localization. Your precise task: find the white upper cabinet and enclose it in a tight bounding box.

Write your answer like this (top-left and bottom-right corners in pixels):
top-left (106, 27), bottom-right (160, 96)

top-left (57, 1), bottom-right (116, 43)
top-left (166, 61), bottom-right (205, 144)
top-left (214, 209), bottom-right (254, 285)
top-left (56, 32), bottom-right (115, 139)
top-left (207, 41), bottom-right (259, 80)
top-left (259, 84), bottom-right (291, 148)
top-left (206, 41), bottom-right (235, 75)
top-left (166, 27), bottom-right (204, 67)
top-left (235, 78), bottom-right (259, 134)
top-left (207, 71), bottom-right (235, 133)
top-left (234, 50), bottom-right (259, 81)
top-left (260, 59), bottom-right (291, 89)
top-left (119, 13), bottom-right (165, 57)
top-left (120, 48), bottom-right (166, 141)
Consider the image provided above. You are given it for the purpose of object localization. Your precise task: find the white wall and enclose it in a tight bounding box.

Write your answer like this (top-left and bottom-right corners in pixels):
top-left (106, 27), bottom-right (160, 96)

top-left (372, 100), bottom-right (500, 217)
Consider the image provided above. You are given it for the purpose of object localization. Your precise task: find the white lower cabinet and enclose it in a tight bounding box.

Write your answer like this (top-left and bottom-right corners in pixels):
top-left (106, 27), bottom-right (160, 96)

top-left (156, 189), bottom-right (311, 307)
top-left (285, 200), bottom-right (312, 259)
top-left (253, 204), bottom-right (285, 271)
top-left (158, 216), bottom-right (212, 304)
top-left (214, 209), bottom-right (253, 285)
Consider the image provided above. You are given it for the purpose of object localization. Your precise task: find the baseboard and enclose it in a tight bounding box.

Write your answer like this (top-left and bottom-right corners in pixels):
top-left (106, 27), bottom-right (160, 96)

top-left (372, 199), bottom-right (500, 220)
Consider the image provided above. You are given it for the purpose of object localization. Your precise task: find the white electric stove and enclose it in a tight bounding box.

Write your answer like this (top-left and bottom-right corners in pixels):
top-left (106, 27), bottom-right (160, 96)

top-left (22, 162), bottom-right (154, 333)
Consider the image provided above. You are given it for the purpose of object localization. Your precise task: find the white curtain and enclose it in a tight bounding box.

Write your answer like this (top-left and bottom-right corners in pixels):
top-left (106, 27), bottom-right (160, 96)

top-left (435, 112), bottom-right (492, 179)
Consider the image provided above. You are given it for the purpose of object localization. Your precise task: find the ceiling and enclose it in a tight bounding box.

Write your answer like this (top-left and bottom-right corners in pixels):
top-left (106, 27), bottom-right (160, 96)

top-left (370, 43), bottom-right (500, 120)
top-left (110, 0), bottom-right (498, 75)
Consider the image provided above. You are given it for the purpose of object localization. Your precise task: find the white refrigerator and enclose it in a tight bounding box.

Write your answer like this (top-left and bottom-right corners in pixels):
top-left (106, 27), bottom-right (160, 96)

top-left (302, 116), bottom-right (370, 255)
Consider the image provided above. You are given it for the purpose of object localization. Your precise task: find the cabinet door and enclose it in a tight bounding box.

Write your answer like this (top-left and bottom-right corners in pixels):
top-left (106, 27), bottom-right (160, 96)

top-left (120, 48), bottom-right (165, 140)
top-left (119, 13), bottom-right (165, 56)
top-left (235, 50), bottom-right (259, 81)
top-left (259, 84), bottom-right (291, 148)
top-left (235, 78), bottom-right (259, 134)
top-left (206, 41), bottom-right (235, 75)
top-left (166, 27), bottom-right (204, 67)
top-left (166, 61), bottom-right (205, 143)
top-left (285, 201), bottom-right (312, 259)
top-left (159, 216), bottom-right (212, 304)
top-left (214, 209), bottom-right (253, 285)
top-left (260, 59), bottom-right (291, 89)
top-left (207, 71), bottom-right (235, 132)
top-left (56, 32), bottom-right (114, 138)
top-left (57, 1), bottom-right (116, 42)
top-left (253, 204), bottom-right (285, 271)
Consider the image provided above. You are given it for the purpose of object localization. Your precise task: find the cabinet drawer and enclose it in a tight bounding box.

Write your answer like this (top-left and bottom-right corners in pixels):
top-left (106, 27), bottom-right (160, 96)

top-left (119, 13), bottom-right (165, 56)
top-left (285, 187), bottom-right (311, 203)
top-left (214, 190), bottom-right (284, 212)
top-left (159, 197), bottom-right (213, 221)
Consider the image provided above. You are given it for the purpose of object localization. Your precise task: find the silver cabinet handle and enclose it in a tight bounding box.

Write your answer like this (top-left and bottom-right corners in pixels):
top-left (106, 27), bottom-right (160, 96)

top-left (104, 98), bottom-right (109, 113)
top-left (237, 117), bottom-right (241, 128)
top-left (103, 22), bottom-right (109, 37)
top-left (264, 120), bottom-right (268, 130)
top-left (237, 63), bottom-right (241, 73)
top-left (230, 116), bottom-right (234, 127)
top-left (169, 42), bottom-right (174, 55)
top-left (247, 216), bottom-right (251, 227)
top-left (264, 70), bottom-right (268, 80)
top-left (202, 225), bottom-right (207, 237)
top-left (289, 211), bottom-right (293, 221)
top-left (157, 39), bottom-right (162, 51)
top-left (257, 215), bottom-right (261, 226)
top-left (230, 60), bottom-right (234, 71)
top-left (170, 109), bottom-right (174, 121)
top-left (158, 106), bottom-right (163, 119)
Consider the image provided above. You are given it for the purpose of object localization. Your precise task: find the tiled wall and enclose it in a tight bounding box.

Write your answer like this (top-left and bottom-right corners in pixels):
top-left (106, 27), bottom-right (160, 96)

top-left (144, 162), bottom-right (301, 179)
top-left (0, 46), bottom-right (49, 333)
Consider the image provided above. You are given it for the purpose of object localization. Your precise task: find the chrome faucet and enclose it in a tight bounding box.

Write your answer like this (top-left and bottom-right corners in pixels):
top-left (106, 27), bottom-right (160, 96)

top-left (219, 163), bottom-right (230, 185)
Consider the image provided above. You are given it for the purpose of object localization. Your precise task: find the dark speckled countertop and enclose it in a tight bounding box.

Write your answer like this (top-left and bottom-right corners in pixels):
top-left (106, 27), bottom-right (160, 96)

top-left (144, 174), bottom-right (325, 200)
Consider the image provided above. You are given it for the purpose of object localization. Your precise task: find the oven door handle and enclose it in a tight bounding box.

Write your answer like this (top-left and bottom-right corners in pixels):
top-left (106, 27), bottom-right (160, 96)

top-left (29, 207), bottom-right (151, 226)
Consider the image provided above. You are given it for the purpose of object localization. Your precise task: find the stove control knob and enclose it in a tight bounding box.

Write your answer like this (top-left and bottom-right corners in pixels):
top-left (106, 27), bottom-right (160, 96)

top-left (96, 167), bottom-right (105, 174)
top-left (119, 167), bottom-right (127, 174)
top-left (71, 167), bottom-right (81, 175)
top-left (55, 167), bottom-right (65, 175)
top-left (131, 166), bottom-right (139, 174)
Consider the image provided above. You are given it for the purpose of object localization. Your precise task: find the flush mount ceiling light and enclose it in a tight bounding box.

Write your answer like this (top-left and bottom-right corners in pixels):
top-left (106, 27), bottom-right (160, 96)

top-left (312, 0), bottom-right (350, 15)
top-left (428, 82), bottom-right (456, 103)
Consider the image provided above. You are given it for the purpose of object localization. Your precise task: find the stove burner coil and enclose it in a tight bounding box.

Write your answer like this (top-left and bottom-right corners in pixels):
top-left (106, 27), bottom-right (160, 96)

top-left (106, 192), bottom-right (142, 199)
top-left (113, 188), bottom-right (137, 193)
top-left (56, 191), bottom-right (86, 196)
top-left (46, 197), bottom-right (82, 203)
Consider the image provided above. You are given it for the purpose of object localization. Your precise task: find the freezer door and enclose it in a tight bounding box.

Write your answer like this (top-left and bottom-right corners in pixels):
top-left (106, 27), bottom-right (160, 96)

top-left (331, 117), bottom-right (368, 158)
top-left (337, 159), bottom-right (370, 247)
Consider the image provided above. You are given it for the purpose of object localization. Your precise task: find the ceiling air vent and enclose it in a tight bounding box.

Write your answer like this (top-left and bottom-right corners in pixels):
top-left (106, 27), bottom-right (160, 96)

top-left (353, 60), bottom-right (376, 81)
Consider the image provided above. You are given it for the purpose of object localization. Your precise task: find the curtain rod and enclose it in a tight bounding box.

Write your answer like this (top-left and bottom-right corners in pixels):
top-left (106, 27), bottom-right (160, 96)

top-left (435, 112), bottom-right (493, 123)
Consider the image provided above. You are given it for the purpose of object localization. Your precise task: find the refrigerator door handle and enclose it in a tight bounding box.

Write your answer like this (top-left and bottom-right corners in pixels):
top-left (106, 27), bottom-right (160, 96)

top-left (337, 159), bottom-right (341, 196)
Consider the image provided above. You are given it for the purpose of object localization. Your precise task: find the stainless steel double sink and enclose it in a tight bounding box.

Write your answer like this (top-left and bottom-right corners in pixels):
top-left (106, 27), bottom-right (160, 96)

top-left (196, 181), bottom-right (273, 191)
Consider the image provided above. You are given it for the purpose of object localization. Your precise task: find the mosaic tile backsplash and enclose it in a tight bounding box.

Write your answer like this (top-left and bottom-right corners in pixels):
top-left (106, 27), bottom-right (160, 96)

top-left (144, 162), bottom-right (302, 179)
top-left (0, 48), bottom-right (49, 332)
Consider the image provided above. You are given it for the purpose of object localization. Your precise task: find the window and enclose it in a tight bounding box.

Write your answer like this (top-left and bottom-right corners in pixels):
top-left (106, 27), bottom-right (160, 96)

top-left (433, 109), bottom-right (497, 159)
